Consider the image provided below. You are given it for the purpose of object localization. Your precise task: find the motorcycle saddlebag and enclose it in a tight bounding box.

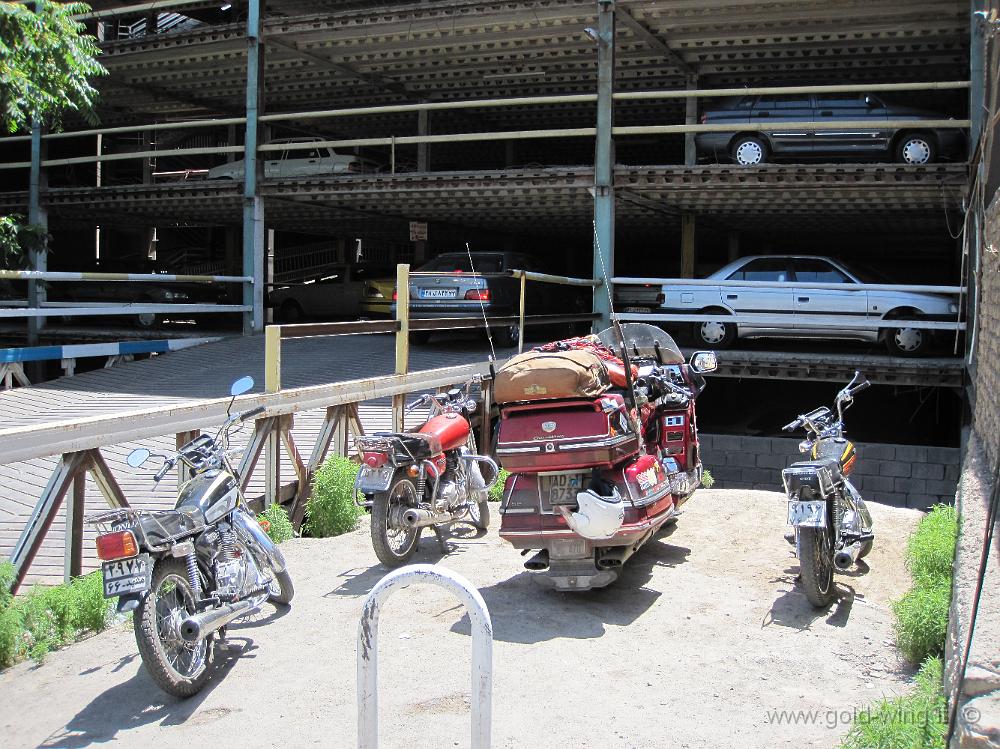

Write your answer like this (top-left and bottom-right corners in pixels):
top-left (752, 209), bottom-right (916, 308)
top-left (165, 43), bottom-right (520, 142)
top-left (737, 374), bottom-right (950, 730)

top-left (495, 393), bottom-right (640, 472)
top-left (494, 350), bottom-right (611, 405)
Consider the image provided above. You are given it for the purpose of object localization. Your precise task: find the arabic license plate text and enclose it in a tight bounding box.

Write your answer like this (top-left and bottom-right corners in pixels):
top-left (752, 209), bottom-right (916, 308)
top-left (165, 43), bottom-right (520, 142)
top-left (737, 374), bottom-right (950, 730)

top-left (420, 288), bottom-right (458, 299)
top-left (102, 554), bottom-right (152, 597)
top-left (787, 500), bottom-right (827, 528)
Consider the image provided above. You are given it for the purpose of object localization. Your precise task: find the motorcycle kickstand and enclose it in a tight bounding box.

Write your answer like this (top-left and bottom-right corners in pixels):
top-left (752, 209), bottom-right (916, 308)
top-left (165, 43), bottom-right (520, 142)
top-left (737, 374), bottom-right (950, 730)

top-left (432, 524), bottom-right (453, 554)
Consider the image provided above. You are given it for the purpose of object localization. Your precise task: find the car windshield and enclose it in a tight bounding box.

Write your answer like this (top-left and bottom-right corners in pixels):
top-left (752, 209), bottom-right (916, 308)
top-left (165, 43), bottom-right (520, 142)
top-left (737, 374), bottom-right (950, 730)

top-left (596, 323), bottom-right (684, 365)
top-left (417, 254), bottom-right (505, 273)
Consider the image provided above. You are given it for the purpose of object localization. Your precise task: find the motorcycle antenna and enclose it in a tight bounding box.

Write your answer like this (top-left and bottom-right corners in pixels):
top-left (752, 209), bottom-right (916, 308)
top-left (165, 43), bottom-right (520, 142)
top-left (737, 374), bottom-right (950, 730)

top-left (592, 222), bottom-right (642, 441)
top-left (465, 242), bottom-right (497, 363)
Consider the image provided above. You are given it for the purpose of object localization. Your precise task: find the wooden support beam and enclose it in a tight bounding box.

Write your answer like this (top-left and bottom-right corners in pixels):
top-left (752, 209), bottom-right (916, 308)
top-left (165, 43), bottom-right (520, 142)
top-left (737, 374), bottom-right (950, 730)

top-left (238, 416), bottom-right (275, 493)
top-left (393, 263), bottom-right (410, 433)
top-left (64, 473), bottom-right (87, 582)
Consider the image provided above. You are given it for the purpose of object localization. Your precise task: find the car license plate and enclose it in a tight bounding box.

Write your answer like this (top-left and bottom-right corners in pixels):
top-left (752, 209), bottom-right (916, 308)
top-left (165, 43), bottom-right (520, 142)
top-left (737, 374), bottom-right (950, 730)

top-left (540, 473), bottom-right (586, 505)
top-left (549, 538), bottom-right (589, 559)
top-left (622, 306), bottom-right (649, 313)
top-left (420, 288), bottom-right (458, 299)
top-left (101, 554), bottom-right (152, 598)
top-left (787, 500), bottom-right (827, 528)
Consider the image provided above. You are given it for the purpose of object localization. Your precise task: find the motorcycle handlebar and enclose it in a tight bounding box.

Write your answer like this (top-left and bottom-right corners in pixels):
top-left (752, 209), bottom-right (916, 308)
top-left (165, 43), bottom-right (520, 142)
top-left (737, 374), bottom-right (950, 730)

top-left (239, 405), bottom-right (266, 422)
top-left (153, 458), bottom-right (174, 482)
top-left (849, 378), bottom-right (871, 396)
top-left (782, 418), bottom-right (802, 433)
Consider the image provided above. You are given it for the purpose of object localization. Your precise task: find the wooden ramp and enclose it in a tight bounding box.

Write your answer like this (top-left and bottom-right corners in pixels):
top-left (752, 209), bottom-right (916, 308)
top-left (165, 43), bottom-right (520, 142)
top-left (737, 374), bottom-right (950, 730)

top-left (0, 333), bottom-right (515, 585)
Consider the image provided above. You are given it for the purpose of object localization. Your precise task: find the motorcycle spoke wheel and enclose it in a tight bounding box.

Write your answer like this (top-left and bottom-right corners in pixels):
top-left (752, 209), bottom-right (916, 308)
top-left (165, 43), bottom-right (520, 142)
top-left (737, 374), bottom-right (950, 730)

top-left (371, 476), bottom-right (421, 567)
top-left (796, 525), bottom-right (837, 608)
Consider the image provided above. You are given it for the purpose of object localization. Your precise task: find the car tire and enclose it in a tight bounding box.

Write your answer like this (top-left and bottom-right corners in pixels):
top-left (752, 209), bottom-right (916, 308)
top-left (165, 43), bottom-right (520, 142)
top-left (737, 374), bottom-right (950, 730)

top-left (693, 311), bottom-right (736, 349)
top-left (279, 300), bottom-right (304, 323)
top-left (895, 132), bottom-right (937, 165)
top-left (730, 135), bottom-right (768, 166)
top-left (493, 324), bottom-right (519, 348)
top-left (885, 324), bottom-right (928, 357)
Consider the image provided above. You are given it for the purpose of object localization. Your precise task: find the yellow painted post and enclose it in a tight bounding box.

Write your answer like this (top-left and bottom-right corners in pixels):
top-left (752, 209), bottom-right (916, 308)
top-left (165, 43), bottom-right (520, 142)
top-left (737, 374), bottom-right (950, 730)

top-left (517, 271), bottom-right (526, 353)
top-left (393, 263), bottom-right (410, 432)
top-left (265, 324), bottom-right (281, 393)
top-left (264, 324), bottom-right (281, 508)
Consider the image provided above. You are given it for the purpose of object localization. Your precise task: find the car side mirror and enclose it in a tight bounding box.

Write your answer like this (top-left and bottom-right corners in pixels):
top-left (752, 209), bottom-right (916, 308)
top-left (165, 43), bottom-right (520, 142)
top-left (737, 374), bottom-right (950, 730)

top-left (690, 351), bottom-right (718, 374)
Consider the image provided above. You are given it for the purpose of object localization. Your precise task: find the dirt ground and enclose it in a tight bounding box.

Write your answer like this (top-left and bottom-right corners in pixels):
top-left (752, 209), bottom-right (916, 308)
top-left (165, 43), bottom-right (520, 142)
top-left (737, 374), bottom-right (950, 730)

top-left (0, 489), bottom-right (922, 749)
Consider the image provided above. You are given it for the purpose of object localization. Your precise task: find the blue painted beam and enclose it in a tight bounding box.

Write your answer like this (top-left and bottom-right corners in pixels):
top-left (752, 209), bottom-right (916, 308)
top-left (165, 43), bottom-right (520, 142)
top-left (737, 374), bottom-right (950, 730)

top-left (592, 0), bottom-right (616, 331)
top-left (242, 0), bottom-right (264, 334)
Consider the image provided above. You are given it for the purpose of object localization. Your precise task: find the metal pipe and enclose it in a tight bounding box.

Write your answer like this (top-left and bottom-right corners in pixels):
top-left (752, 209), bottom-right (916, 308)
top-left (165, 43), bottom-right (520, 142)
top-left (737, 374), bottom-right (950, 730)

top-left (357, 564), bottom-right (492, 749)
top-left (0, 303), bottom-right (250, 318)
top-left (0, 270), bottom-right (251, 283)
top-left (180, 598), bottom-right (255, 642)
top-left (834, 542), bottom-right (862, 571)
top-left (613, 276), bottom-right (965, 294)
top-left (616, 311), bottom-right (965, 331)
top-left (524, 550), bottom-right (549, 570)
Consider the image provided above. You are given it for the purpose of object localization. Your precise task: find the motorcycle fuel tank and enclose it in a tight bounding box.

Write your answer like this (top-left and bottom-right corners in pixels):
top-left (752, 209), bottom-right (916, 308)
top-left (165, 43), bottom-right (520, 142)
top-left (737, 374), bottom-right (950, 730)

top-left (419, 412), bottom-right (470, 452)
top-left (175, 471), bottom-right (240, 523)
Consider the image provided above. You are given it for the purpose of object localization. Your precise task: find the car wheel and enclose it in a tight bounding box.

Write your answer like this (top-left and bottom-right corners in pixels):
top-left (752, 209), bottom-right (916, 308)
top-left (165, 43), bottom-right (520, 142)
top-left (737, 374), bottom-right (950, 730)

top-left (693, 312), bottom-right (736, 349)
top-left (493, 324), bottom-right (519, 348)
top-left (279, 300), bottom-right (304, 323)
top-left (731, 136), bottom-right (768, 166)
top-left (895, 133), bottom-right (936, 165)
top-left (134, 312), bottom-right (157, 328)
top-left (885, 324), bottom-right (928, 357)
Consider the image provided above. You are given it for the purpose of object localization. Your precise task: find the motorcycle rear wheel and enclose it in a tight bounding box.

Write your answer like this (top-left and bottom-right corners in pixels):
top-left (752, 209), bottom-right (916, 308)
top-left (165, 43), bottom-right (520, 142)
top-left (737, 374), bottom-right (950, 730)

top-left (134, 559), bottom-right (213, 698)
top-left (371, 474), bottom-right (421, 567)
top-left (467, 499), bottom-right (490, 531)
top-left (796, 526), bottom-right (837, 608)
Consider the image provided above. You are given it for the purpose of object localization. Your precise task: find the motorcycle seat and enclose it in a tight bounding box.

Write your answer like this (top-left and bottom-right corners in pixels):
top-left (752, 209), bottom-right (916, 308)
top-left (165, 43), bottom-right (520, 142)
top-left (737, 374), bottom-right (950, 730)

top-left (374, 432), bottom-right (442, 460)
top-left (784, 458), bottom-right (844, 498)
top-left (137, 508), bottom-right (206, 547)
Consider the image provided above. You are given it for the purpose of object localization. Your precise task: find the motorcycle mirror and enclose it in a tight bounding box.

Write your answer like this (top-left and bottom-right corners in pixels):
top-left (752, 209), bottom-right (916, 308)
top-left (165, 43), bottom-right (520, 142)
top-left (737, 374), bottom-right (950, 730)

top-left (126, 448), bottom-right (151, 468)
top-left (447, 387), bottom-right (462, 398)
top-left (230, 376), bottom-right (254, 397)
top-left (690, 351), bottom-right (718, 374)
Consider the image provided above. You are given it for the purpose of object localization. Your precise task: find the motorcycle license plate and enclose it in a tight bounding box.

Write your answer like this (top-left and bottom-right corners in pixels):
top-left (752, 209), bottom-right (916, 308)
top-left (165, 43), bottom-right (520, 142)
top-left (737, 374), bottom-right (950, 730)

top-left (356, 464), bottom-right (394, 493)
top-left (540, 473), bottom-right (586, 506)
top-left (101, 554), bottom-right (152, 598)
top-left (787, 501), bottom-right (827, 528)
top-left (549, 538), bottom-right (589, 559)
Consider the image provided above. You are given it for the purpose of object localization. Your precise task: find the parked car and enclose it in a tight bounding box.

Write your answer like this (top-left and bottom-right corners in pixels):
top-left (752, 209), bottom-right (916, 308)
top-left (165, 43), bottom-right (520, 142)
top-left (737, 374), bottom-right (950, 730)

top-left (696, 93), bottom-right (965, 166)
top-left (400, 251), bottom-right (588, 347)
top-left (267, 264), bottom-right (392, 322)
top-left (207, 137), bottom-right (381, 180)
top-left (615, 283), bottom-right (665, 313)
top-left (661, 255), bottom-right (959, 356)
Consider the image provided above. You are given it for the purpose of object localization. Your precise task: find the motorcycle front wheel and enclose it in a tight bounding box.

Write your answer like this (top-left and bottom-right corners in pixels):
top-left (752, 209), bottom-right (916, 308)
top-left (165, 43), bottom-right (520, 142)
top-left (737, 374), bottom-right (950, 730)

top-left (134, 559), bottom-right (213, 698)
top-left (371, 474), bottom-right (421, 567)
top-left (796, 526), bottom-right (837, 608)
top-left (467, 498), bottom-right (490, 531)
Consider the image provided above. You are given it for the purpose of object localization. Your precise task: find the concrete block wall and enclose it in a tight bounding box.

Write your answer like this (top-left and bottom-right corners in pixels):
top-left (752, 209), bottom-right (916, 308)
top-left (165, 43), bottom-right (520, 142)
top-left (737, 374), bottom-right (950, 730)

top-left (973, 199), bottom-right (1000, 467)
top-left (699, 433), bottom-right (960, 509)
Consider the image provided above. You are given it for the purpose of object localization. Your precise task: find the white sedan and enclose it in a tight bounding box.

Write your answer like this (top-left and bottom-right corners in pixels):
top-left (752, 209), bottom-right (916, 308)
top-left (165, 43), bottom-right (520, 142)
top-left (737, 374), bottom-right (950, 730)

top-left (660, 255), bottom-right (959, 356)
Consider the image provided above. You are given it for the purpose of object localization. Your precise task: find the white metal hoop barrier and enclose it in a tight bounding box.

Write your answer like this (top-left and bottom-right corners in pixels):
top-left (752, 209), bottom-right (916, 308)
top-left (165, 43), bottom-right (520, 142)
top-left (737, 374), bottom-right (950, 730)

top-left (357, 564), bottom-right (494, 749)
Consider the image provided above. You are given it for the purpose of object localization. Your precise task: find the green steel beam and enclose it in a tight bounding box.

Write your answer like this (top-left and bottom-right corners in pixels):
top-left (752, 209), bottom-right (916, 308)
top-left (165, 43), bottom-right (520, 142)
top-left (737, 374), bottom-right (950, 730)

top-left (242, 0), bottom-right (264, 334)
top-left (592, 0), bottom-right (615, 331)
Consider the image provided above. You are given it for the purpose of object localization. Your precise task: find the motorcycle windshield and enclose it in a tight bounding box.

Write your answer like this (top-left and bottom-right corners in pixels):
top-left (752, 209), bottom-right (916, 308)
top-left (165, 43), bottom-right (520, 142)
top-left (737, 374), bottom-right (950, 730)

top-left (597, 323), bottom-right (684, 365)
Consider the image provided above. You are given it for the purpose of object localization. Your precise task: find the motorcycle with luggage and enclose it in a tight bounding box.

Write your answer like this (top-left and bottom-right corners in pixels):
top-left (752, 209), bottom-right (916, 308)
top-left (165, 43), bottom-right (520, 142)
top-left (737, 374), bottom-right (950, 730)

top-left (87, 376), bottom-right (294, 698)
top-left (494, 323), bottom-right (717, 590)
top-left (781, 370), bottom-right (875, 607)
top-left (354, 375), bottom-right (500, 567)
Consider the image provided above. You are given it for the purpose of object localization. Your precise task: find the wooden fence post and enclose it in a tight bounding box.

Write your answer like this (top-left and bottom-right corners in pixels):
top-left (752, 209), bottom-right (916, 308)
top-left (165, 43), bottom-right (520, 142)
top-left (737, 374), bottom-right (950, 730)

top-left (393, 263), bottom-right (410, 432)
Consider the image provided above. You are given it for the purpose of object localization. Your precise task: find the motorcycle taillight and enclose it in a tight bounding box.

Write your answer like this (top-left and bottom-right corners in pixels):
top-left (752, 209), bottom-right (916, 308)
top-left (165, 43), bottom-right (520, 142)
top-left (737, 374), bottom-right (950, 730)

top-left (363, 451), bottom-right (389, 468)
top-left (96, 531), bottom-right (138, 561)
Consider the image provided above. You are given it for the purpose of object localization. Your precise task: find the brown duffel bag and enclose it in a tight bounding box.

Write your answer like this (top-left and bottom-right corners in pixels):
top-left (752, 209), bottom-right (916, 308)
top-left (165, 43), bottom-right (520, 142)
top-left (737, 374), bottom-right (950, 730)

top-left (494, 349), bottom-right (611, 404)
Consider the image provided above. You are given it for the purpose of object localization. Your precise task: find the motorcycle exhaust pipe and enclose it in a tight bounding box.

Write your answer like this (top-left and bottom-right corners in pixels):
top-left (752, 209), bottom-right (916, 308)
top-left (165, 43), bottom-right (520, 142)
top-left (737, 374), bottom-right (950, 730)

top-left (180, 599), bottom-right (255, 642)
top-left (524, 550), bottom-right (549, 571)
top-left (401, 507), bottom-right (449, 529)
top-left (834, 542), bottom-right (862, 571)
top-left (596, 546), bottom-right (635, 570)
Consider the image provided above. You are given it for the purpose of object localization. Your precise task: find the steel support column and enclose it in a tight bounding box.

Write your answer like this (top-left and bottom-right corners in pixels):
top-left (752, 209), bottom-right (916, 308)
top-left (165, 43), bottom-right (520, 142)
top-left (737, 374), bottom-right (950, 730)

top-left (592, 0), bottom-right (616, 330)
top-left (242, 0), bottom-right (265, 334)
top-left (684, 74), bottom-right (699, 166)
top-left (681, 212), bottom-right (695, 278)
top-left (27, 121), bottom-right (48, 346)
top-left (970, 0), bottom-right (987, 148)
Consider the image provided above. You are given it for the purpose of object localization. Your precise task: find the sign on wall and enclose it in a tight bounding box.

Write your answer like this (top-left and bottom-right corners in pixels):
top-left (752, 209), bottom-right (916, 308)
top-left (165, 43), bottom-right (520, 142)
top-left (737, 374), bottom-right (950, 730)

top-left (409, 221), bottom-right (428, 242)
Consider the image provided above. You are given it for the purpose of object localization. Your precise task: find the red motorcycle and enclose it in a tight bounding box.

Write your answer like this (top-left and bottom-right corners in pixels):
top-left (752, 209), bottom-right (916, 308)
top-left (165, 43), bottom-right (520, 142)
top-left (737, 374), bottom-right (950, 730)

top-left (495, 323), bottom-right (716, 590)
top-left (355, 376), bottom-right (500, 567)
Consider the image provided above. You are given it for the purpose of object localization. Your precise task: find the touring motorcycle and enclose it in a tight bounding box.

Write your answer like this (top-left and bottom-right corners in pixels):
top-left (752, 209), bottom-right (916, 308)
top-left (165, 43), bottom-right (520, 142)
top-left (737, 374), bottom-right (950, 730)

top-left (495, 323), bottom-right (717, 590)
top-left (88, 376), bottom-right (293, 698)
top-left (781, 370), bottom-right (875, 607)
top-left (354, 375), bottom-right (500, 567)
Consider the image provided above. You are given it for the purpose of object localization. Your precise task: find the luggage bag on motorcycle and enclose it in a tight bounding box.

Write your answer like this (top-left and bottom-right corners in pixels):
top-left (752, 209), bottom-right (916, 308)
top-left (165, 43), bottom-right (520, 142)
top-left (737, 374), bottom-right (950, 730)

top-left (495, 393), bottom-right (640, 472)
top-left (494, 350), bottom-right (611, 404)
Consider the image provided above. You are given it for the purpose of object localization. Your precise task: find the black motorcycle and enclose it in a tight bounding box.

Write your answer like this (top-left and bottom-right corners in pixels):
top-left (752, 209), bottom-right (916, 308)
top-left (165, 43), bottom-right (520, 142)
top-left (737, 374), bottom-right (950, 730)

top-left (88, 376), bottom-right (293, 697)
top-left (781, 371), bottom-right (875, 607)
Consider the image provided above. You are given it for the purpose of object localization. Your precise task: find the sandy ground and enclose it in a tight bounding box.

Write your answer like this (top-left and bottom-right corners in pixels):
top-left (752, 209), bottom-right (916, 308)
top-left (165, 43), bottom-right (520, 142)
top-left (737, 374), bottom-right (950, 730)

top-left (0, 489), bottom-right (922, 749)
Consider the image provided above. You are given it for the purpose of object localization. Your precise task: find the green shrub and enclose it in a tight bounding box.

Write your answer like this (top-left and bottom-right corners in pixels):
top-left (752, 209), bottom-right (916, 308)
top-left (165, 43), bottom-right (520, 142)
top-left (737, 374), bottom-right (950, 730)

top-left (891, 504), bottom-right (958, 664)
top-left (701, 469), bottom-right (715, 489)
top-left (0, 571), bottom-right (112, 667)
top-left (906, 505), bottom-right (958, 588)
top-left (305, 455), bottom-right (363, 538)
top-left (840, 656), bottom-right (946, 749)
top-left (893, 579), bottom-right (952, 665)
top-left (489, 468), bottom-right (510, 502)
top-left (259, 503), bottom-right (295, 544)
top-left (0, 561), bottom-right (15, 608)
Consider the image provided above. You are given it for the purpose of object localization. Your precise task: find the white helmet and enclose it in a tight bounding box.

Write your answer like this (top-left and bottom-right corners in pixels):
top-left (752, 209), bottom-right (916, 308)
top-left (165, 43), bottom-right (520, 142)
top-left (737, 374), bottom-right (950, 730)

top-left (558, 488), bottom-right (625, 540)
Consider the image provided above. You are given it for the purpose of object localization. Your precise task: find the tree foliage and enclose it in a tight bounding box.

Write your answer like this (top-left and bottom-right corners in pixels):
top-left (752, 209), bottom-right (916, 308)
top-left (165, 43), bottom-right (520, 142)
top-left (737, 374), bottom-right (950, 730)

top-left (0, 214), bottom-right (47, 269)
top-left (0, 1), bottom-right (107, 133)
